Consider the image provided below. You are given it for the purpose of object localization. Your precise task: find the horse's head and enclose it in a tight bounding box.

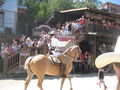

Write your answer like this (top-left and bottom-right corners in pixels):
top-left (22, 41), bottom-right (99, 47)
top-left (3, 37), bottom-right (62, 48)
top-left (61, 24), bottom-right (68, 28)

top-left (64, 45), bottom-right (81, 59)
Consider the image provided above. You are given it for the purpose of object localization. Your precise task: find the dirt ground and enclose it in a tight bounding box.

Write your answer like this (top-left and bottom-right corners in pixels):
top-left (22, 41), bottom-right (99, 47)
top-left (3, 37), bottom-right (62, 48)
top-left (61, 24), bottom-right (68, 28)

top-left (0, 73), bottom-right (117, 90)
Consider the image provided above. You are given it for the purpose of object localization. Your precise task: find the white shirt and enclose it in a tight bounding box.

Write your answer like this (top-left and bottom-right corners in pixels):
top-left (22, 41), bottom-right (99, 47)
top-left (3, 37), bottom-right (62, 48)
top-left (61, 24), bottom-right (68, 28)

top-left (49, 36), bottom-right (68, 47)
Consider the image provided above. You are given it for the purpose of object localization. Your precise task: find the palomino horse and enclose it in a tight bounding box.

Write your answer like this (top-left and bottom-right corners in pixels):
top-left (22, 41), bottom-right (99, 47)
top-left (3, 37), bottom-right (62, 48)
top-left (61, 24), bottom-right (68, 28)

top-left (24, 45), bottom-right (81, 90)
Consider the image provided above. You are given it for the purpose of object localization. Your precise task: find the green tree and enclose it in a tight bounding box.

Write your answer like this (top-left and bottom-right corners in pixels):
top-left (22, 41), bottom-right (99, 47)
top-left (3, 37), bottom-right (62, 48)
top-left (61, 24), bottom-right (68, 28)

top-left (36, 0), bottom-right (49, 21)
top-left (20, 0), bottom-right (41, 36)
top-left (20, 0), bottom-right (102, 23)
top-left (24, 0), bottom-right (40, 21)
top-left (18, 0), bottom-right (103, 35)
top-left (73, 0), bottom-right (102, 8)
top-left (47, 0), bottom-right (73, 18)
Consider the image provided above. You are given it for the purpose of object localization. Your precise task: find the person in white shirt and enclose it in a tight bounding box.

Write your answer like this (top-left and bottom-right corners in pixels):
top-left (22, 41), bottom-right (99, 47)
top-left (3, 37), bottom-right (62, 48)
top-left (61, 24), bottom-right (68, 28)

top-left (25, 37), bottom-right (33, 47)
top-left (48, 29), bottom-right (74, 55)
top-left (48, 31), bottom-right (74, 77)
top-left (48, 34), bottom-right (71, 56)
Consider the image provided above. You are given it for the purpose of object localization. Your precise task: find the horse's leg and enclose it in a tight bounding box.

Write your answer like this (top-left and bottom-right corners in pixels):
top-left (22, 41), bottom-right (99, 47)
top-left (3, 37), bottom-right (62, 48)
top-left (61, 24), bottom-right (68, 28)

top-left (37, 75), bottom-right (45, 90)
top-left (60, 77), bottom-right (66, 90)
top-left (68, 76), bottom-right (73, 90)
top-left (24, 72), bottom-right (34, 90)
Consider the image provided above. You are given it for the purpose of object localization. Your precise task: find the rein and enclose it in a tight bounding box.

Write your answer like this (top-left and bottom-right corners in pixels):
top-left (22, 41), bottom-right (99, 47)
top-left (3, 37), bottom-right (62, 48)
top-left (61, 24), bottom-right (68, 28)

top-left (63, 46), bottom-right (80, 59)
top-left (64, 53), bottom-right (75, 59)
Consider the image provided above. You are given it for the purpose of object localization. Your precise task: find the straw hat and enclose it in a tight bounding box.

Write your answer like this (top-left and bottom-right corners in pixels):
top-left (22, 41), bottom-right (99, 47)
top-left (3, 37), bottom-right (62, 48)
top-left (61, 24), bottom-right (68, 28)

top-left (95, 36), bottom-right (120, 68)
top-left (95, 52), bottom-right (120, 68)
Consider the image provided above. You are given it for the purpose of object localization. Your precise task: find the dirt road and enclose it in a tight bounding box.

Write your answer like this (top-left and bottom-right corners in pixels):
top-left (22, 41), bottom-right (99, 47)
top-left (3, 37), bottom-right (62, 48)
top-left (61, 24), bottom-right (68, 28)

top-left (0, 73), bottom-right (117, 90)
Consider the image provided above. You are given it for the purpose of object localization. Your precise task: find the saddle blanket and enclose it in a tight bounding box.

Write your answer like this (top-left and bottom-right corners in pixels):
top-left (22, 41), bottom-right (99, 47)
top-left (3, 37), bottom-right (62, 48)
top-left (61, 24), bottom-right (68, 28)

top-left (48, 55), bottom-right (61, 65)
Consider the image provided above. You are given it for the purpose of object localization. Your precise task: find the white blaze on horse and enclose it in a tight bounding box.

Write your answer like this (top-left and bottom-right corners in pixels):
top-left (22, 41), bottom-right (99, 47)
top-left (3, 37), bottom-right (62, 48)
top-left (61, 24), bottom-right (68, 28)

top-left (24, 45), bottom-right (81, 90)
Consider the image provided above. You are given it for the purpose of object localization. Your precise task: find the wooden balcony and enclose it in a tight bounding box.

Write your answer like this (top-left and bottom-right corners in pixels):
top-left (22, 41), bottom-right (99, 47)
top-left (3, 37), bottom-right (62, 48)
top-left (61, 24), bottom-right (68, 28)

top-left (75, 24), bottom-right (120, 37)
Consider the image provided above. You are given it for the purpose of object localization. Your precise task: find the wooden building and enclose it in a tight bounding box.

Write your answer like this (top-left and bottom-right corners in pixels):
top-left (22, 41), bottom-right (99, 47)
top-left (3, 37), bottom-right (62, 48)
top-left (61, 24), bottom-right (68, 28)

top-left (0, 0), bottom-right (27, 43)
top-left (99, 2), bottom-right (120, 14)
top-left (47, 6), bottom-right (120, 60)
top-left (2, 3), bottom-right (120, 76)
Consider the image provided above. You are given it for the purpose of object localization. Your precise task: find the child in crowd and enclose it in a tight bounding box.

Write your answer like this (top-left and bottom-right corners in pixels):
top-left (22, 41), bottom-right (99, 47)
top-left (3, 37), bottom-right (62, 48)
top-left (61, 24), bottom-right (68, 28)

top-left (97, 68), bottom-right (107, 90)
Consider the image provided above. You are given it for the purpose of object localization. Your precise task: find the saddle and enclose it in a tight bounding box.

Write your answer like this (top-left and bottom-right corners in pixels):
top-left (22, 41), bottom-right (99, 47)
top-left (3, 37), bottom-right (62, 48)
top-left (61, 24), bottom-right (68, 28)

top-left (48, 55), bottom-right (61, 65)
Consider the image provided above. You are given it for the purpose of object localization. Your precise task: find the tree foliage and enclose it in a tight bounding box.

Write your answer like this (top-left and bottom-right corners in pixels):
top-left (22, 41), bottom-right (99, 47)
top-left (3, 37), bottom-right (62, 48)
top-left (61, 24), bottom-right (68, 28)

top-left (24, 0), bottom-right (40, 21)
top-left (73, 0), bottom-right (102, 8)
top-left (21, 0), bottom-right (102, 22)
top-left (46, 0), bottom-right (73, 19)
top-left (18, 0), bottom-right (102, 35)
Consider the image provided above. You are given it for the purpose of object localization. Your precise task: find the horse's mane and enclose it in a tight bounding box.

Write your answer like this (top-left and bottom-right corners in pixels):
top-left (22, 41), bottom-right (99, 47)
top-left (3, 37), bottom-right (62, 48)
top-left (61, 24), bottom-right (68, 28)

top-left (63, 45), bottom-right (79, 55)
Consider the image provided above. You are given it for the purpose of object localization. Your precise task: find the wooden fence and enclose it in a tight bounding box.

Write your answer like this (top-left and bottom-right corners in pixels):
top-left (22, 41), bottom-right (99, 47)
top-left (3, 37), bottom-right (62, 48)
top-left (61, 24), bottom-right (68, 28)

top-left (2, 45), bottom-right (48, 77)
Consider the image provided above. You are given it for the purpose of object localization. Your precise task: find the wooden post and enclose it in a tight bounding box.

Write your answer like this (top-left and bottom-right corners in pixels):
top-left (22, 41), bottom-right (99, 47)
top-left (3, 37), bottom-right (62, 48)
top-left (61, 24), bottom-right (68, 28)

top-left (3, 53), bottom-right (8, 77)
top-left (19, 50), bottom-right (30, 69)
top-left (42, 45), bottom-right (48, 55)
top-left (93, 36), bottom-right (97, 59)
top-left (92, 36), bottom-right (97, 71)
top-left (34, 47), bottom-right (38, 55)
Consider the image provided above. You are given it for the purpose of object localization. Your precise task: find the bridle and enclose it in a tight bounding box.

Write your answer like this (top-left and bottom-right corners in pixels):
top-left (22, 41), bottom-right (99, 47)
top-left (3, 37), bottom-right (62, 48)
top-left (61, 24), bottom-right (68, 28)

top-left (64, 53), bottom-right (75, 59)
top-left (63, 46), bottom-right (80, 59)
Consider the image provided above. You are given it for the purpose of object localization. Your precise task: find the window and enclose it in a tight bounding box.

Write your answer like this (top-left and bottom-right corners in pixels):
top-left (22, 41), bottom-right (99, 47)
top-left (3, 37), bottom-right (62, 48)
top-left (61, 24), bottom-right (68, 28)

top-left (0, 13), bottom-right (4, 27)
top-left (0, 0), bottom-right (4, 6)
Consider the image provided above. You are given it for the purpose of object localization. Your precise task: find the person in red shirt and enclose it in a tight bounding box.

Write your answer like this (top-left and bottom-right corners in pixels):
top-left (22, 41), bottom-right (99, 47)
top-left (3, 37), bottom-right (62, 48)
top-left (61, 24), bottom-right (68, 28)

top-left (79, 15), bottom-right (86, 33)
top-left (5, 45), bottom-right (14, 56)
top-left (79, 15), bottom-right (86, 26)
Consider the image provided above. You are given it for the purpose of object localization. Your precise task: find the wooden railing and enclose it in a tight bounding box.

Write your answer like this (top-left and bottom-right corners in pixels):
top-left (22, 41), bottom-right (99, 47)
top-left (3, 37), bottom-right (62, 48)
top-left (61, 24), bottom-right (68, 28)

top-left (75, 24), bottom-right (120, 37)
top-left (87, 24), bottom-right (120, 36)
top-left (28, 45), bottom-right (48, 56)
top-left (3, 52), bottom-right (20, 77)
top-left (8, 52), bottom-right (19, 70)
top-left (3, 44), bottom-right (48, 77)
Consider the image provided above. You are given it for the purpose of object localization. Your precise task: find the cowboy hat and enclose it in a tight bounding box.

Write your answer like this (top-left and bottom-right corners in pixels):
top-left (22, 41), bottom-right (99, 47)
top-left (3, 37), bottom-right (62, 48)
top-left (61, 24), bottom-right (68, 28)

top-left (95, 52), bottom-right (120, 68)
top-left (95, 36), bottom-right (120, 68)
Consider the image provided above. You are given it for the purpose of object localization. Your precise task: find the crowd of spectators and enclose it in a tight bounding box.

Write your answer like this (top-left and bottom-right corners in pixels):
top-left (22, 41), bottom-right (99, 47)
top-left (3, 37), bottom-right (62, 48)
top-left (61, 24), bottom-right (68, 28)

top-left (0, 30), bottom-right (93, 74)
top-left (55, 15), bottom-right (86, 35)
top-left (71, 51), bottom-right (92, 74)
top-left (0, 15), bottom-right (119, 74)
top-left (56, 15), bottom-right (120, 36)
top-left (0, 31), bottom-right (49, 58)
top-left (98, 42), bottom-right (114, 54)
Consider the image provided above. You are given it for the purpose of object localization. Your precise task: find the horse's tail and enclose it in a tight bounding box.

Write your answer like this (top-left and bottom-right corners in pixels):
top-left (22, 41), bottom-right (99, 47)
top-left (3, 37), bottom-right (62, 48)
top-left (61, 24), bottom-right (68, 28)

top-left (24, 56), bottom-right (33, 70)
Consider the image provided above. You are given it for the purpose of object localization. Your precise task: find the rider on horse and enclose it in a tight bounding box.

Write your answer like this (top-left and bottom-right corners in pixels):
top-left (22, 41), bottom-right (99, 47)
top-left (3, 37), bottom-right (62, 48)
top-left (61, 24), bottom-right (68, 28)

top-left (48, 30), bottom-right (74, 77)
